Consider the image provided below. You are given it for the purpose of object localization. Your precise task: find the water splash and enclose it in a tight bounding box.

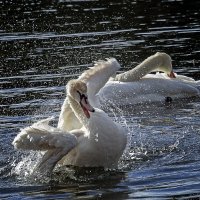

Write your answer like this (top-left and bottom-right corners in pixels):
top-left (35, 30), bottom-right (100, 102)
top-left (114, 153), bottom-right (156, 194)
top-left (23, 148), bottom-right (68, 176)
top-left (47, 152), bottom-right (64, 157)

top-left (11, 151), bottom-right (45, 182)
top-left (101, 98), bottom-right (138, 169)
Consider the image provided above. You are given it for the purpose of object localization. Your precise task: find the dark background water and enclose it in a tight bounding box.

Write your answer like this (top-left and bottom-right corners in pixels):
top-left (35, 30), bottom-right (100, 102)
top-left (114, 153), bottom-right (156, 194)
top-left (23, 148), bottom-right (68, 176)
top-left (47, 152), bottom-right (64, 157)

top-left (1, 0), bottom-right (200, 199)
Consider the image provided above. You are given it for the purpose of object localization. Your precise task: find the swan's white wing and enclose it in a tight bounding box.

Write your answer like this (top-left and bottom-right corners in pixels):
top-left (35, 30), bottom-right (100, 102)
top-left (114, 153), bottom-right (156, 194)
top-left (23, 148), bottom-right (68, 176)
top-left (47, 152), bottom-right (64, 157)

top-left (12, 126), bottom-right (77, 151)
top-left (12, 118), bottom-right (78, 174)
top-left (79, 58), bottom-right (121, 96)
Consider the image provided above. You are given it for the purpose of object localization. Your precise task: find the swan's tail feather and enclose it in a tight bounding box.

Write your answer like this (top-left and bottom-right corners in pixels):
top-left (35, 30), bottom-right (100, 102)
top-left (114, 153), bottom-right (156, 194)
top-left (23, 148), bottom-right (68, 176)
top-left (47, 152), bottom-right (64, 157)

top-left (12, 118), bottom-right (77, 174)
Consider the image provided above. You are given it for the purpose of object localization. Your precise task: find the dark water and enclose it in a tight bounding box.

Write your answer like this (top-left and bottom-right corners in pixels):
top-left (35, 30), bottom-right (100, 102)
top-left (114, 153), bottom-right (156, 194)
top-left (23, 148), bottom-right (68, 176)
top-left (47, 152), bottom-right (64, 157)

top-left (1, 0), bottom-right (200, 199)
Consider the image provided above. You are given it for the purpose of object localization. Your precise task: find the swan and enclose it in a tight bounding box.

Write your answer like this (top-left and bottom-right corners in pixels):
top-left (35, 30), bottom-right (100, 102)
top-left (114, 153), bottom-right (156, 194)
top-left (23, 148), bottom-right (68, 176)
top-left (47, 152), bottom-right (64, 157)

top-left (13, 79), bottom-right (127, 174)
top-left (98, 52), bottom-right (200, 106)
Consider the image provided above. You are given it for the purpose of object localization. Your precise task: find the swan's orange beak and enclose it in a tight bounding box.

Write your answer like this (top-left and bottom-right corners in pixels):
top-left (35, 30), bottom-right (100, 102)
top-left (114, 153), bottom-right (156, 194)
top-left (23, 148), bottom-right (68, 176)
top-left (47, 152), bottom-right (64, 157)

top-left (80, 96), bottom-right (95, 118)
top-left (168, 71), bottom-right (176, 78)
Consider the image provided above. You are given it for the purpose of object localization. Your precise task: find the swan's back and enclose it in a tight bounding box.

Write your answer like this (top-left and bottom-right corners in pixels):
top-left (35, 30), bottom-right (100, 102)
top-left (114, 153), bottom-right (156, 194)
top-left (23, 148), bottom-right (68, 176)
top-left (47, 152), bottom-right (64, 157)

top-left (99, 79), bottom-right (200, 105)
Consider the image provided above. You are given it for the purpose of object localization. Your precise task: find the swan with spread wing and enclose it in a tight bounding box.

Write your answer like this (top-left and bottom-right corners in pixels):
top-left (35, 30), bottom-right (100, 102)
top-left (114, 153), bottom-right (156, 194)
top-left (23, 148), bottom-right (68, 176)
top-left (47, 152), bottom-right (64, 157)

top-left (12, 61), bottom-right (127, 174)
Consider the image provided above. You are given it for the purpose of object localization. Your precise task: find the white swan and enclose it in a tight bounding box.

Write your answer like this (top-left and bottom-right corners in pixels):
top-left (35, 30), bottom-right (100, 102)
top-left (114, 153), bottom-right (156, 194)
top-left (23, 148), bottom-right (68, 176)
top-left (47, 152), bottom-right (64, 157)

top-left (98, 52), bottom-right (200, 106)
top-left (13, 79), bottom-right (127, 174)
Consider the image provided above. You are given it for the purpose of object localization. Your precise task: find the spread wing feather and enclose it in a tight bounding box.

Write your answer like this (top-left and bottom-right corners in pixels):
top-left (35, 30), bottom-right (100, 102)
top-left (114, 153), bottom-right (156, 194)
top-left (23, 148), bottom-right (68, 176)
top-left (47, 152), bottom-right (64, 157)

top-left (79, 58), bottom-right (121, 96)
top-left (12, 117), bottom-right (78, 174)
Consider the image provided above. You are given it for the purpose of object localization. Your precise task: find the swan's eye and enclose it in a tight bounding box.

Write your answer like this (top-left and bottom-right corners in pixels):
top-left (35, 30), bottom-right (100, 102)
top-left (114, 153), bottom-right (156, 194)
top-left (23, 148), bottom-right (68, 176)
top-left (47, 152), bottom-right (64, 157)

top-left (84, 96), bottom-right (88, 104)
top-left (77, 90), bottom-right (81, 96)
top-left (77, 90), bottom-right (85, 100)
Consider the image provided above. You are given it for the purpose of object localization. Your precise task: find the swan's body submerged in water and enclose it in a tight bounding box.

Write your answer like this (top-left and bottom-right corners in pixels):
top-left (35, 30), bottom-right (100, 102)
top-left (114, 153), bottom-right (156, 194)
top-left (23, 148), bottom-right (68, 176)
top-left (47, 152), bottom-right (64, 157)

top-left (98, 52), bottom-right (200, 106)
top-left (13, 63), bottom-right (127, 174)
top-left (100, 77), bottom-right (200, 106)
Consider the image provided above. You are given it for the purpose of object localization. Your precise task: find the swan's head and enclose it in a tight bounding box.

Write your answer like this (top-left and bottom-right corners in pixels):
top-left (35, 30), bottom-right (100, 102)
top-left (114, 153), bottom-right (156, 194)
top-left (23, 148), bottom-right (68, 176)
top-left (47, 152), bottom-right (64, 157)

top-left (67, 80), bottom-right (95, 118)
top-left (156, 52), bottom-right (176, 78)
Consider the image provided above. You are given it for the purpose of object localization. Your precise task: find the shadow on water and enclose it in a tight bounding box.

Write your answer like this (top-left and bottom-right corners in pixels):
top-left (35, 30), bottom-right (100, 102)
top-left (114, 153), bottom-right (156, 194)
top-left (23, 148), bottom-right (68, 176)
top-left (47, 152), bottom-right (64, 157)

top-left (1, 0), bottom-right (200, 199)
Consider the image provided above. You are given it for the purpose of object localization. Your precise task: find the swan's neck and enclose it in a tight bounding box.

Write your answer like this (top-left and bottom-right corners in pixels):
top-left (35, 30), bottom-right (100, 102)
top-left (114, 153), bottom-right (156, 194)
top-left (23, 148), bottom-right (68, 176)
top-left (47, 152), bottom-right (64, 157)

top-left (113, 52), bottom-right (172, 82)
top-left (68, 95), bottom-right (89, 127)
top-left (57, 98), bottom-right (82, 131)
top-left (57, 98), bottom-right (71, 130)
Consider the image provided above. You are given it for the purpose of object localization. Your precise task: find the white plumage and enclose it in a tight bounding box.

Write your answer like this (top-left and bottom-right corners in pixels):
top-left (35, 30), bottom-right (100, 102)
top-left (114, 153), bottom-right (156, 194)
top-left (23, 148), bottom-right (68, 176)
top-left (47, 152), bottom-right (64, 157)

top-left (58, 53), bottom-right (200, 132)
top-left (58, 57), bottom-right (121, 131)
top-left (98, 52), bottom-right (200, 106)
top-left (99, 78), bottom-right (199, 106)
top-left (12, 52), bottom-right (200, 174)
top-left (13, 64), bottom-right (127, 174)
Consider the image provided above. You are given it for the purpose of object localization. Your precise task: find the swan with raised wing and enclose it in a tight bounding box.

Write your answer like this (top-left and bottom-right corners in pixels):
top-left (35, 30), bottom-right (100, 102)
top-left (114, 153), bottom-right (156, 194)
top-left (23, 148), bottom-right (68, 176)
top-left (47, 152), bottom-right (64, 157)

top-left (13, 75), bottom-right (127, 174)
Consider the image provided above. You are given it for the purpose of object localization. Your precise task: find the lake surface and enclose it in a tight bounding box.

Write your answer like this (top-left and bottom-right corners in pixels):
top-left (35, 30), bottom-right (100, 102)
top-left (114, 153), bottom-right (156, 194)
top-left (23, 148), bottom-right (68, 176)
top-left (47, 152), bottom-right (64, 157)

top-left (1, 0), bottom-right (200, 199)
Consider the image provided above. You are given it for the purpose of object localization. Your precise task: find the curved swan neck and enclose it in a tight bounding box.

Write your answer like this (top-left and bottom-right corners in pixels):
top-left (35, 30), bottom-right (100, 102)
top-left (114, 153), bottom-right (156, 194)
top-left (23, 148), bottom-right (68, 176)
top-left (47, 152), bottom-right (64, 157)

top-left (57, 97), bottom-right (82, 131)
top-left (57, 98), bottom-right (71, 130)
top-left (113, 52), bottom-right (172, 82)
top-left (68, 95), bottom-right (89, 126)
